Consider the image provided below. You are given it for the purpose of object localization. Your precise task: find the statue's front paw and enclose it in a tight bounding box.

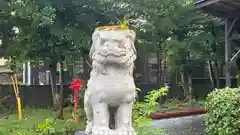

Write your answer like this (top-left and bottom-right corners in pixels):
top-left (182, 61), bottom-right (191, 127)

top-left (116, 127), bottom-right (136, 135)
top-left (85, 122), bottom-right (93, 135)
top-left (92, 126), bottom-right (112, 135)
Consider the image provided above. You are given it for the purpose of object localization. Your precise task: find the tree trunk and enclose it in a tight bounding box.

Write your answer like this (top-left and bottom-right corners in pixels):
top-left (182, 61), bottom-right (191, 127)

top-left (187, 71), bottom-right (193, 106)
top-left (55, 61), bottom-right (64, 119)
top-left (160, 57), bottom-right (164, 87)
top-left (207, 60), bottom-right (216, 89)
top-left (179, 55), bottom-right (193, 104)
top-left (214, 60), bottom-right (220, 88)
top-left (180, 71), bottom-right (189, 100)
top-left (186, 54), bottom-right (193, 106)
top-left (49, 61), bottom-right (61, 118)
top-left (156, 51), bottom-right (160, 86)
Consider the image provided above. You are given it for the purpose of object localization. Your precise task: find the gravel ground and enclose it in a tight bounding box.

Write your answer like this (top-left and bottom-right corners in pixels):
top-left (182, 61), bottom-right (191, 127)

top-left (151, 114), bottom-right (205, 135)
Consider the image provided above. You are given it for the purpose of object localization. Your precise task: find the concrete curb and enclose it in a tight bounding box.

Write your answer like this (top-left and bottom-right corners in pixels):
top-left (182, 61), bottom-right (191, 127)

top-left (149, 108), bottom-right (206, 119)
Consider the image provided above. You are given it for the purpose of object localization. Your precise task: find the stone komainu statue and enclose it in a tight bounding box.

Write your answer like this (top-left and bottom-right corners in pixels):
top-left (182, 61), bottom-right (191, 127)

top-left (84, 28), bottom-right (137, 135)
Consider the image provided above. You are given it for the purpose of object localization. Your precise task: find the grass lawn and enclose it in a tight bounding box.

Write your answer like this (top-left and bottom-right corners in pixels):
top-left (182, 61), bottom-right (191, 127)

top-left (0, 107), bottom-right (86, 135)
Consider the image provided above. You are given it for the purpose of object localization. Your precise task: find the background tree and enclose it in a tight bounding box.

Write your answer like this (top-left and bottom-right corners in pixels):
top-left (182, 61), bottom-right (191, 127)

top-left (118, 0), bottom-right (224, 101)
top-left (0, 0), bottom-right (123, 118)
top-left (1, 0), bottom-right (225, 108)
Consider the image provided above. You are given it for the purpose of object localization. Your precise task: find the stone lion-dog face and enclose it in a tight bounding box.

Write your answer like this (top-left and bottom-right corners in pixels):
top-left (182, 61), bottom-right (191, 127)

top-left (89, 29), bottom-right (137, 68)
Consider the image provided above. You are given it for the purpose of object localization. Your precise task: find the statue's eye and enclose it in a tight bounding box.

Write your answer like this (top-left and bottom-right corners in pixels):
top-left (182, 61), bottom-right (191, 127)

top-left (100, 39), bottom-right (106, 45)
top-left (121, 39), bottom-right (126, 45)
top-left (119, 37), bottom-right (127, 46)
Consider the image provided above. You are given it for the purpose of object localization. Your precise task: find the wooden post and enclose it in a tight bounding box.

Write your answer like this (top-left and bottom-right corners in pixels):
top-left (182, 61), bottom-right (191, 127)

top-left (11, 74), bottom-right (22, 121)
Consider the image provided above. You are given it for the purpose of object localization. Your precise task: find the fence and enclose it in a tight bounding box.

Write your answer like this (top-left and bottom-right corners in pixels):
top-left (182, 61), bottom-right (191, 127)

top-left (0, 78), bottom-right (237, 108)
top-left (0, 85), bottom-right (72, 108)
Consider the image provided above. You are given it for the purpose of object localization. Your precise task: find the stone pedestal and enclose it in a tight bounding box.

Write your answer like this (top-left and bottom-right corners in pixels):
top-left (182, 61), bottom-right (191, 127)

top-left (74, 131), bottom-right (85, 135)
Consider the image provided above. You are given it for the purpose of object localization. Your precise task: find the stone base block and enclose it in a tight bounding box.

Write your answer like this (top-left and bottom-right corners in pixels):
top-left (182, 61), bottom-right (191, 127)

top-left (74, 131), bottom-right (85, 135)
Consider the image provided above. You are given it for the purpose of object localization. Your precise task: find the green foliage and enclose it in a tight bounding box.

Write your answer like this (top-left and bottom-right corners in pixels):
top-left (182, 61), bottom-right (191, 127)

top-left (35, 118), bottom-right (81, 135)
top-left (118, 17), bottom-right (129, 29)
top-left (133, 87), bottom-right (169, 135)
top-left (117, 0), bottom-right (224, 73)
top-left (61, 119), bottom-right (80, 134)
top-left (1, 0), bottom-right (225, 77)
top-left (0, 108), bottom-right (85, 135)
top-left (205, 87), bottom-right (240, 135)
top-left (1, 0), bottom-right (120, 62)
top-left (36, 118), bottom-right (56, 134)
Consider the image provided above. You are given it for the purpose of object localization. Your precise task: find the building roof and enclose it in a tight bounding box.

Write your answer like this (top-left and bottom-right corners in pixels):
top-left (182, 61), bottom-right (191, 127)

top-left (0, 66), bottom-right (13, 74)
top-left (0, 0), bottom-right (8, 15)
top-left (195, 0), bottom-right (240, 18)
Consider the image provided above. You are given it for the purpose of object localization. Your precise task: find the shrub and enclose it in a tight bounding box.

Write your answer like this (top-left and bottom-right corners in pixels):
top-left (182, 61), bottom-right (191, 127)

top-left (205, 87), bottom-right (240, 135)
top-left (134, 87), bottom-right (169, 135)
top-left (34, 118), bottom-right (81, 135)
top-left (36, 118), bottom-right (56, 134)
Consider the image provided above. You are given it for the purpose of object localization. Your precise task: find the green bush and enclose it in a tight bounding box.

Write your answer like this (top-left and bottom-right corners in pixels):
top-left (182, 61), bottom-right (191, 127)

top-left (134, 87), bottom-right (169, 135)
top-left (34, 118), bottom-right (81, 135)
top-left (205, 87), bottom-right (240, 135)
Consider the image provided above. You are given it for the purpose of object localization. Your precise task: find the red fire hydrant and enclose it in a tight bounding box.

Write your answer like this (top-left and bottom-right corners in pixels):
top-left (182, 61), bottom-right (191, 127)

top-left (68, 78), bottom-right (83, 124)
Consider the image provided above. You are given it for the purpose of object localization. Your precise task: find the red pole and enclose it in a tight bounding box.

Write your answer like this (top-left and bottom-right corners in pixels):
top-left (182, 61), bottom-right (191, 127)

top-left (74, 88), bottom-right (78, 124)
top-left (68, 79), bottom-right (82, 125)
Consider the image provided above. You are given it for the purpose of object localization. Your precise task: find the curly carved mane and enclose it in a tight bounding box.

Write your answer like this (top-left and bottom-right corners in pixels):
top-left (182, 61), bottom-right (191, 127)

top-left (89, 29), bottom-right (137, 75)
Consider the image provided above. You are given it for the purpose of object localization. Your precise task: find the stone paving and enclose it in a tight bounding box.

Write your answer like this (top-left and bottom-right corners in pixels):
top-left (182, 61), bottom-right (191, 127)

top-left (75, 114), bottom-right (205, 135)
top-left (152, 114), bottom-right (205, 135)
